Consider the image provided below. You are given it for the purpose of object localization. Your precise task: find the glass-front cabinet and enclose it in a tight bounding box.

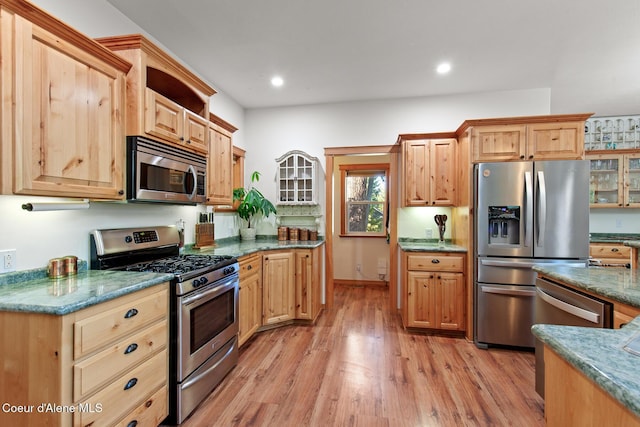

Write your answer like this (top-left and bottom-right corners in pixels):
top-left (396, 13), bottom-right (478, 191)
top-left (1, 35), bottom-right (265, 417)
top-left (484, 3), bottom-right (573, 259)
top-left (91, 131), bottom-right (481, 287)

top-left (588, 152), bottom-right (640, 208)
top-left (276, 151), bottom-right (318, 205)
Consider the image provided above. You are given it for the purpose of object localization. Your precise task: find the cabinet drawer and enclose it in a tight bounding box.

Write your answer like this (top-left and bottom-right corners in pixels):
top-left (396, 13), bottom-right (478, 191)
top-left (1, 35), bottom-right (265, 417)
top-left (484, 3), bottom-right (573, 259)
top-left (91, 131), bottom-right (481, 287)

top-left (239, 254), bottom-right (261, 279)
top-left (73, 321), bottom-right (167, 401)
top-left (74, 289), bottom-right (168, 359)
top-left (589, 244), bottom-right (631, 260)
top-left (407, 254), bottom-right (464, 272)
top-left (114, 385), bottom-right (168, 427)
top-left (74, 349), bottom-right (167, 427)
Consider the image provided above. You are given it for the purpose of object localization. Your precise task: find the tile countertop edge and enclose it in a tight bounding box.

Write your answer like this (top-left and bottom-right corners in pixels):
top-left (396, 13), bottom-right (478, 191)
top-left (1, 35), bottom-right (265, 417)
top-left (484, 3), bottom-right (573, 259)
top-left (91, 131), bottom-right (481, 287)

top-left (625, 241), bottom-right (640, 249)
top-left (532, 319), bottom-right (640, 418)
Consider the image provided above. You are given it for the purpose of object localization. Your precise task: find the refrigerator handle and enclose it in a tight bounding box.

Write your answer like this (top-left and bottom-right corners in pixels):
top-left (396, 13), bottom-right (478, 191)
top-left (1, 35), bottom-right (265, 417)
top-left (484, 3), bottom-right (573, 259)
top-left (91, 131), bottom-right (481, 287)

top-left (537, 171), bottom-right (547, 247)
top-left (524, 171), bottom-right (533, 248)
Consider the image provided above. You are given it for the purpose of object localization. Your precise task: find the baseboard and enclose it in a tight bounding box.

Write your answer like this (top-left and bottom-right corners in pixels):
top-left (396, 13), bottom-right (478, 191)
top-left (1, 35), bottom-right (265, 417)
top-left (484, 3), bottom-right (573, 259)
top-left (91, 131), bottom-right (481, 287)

top-left (334, 279), bottom-right (388, 287)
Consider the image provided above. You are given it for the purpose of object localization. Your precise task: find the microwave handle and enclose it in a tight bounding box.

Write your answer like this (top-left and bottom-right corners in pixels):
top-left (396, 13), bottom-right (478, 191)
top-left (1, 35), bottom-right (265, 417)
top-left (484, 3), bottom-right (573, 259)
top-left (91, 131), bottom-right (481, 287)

top-left (187, 165), bottom-right (198, 200)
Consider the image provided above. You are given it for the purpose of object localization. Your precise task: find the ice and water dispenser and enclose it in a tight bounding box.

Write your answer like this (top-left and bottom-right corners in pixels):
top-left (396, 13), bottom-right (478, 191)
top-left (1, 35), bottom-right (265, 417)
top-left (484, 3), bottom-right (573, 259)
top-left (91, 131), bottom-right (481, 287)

top-left (487, 206), bottom-right (520, 245)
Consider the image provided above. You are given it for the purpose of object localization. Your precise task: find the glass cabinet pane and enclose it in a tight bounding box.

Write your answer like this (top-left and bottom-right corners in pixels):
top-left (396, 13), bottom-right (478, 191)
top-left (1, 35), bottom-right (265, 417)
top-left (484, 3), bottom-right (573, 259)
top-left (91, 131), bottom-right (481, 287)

top-left (275, 151), bottom-right (317, 204)
top-left (589, 157), bottom-right (619, 205)
top-left (628, 156), bottom-right (640, 205)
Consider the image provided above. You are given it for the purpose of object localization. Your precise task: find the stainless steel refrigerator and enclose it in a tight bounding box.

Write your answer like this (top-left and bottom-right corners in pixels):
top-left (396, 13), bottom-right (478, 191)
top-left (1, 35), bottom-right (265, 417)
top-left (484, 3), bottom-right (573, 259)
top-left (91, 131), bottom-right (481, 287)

top-left (474, 160), bottom-right (590, 348)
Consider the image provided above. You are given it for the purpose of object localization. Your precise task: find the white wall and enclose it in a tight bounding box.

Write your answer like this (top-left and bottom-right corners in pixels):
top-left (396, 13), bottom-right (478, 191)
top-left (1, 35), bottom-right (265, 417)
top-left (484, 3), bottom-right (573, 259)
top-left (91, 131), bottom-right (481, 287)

top-left (590, 209), bottom-right (640, 234)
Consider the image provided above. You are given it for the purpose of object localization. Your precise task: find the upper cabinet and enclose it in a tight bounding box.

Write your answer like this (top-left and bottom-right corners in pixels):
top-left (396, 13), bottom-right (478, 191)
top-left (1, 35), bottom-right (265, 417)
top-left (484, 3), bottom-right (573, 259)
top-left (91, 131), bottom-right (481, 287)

top-left (588, 152), bottom-right (640, 208)
top-left (206, 114), bottom-right (237, 205)
top-left (464, 114), bottom-right (591, 163)
top-left (0, 0), bottom-right (132, 199)
top-left (276, 151), bottom-right (319, 205)
top-left (96, 34), bottom-right (216, 155)
top-left (584, 115), bottom-right (640, 151)
top-left (399, 135), bottom-right (457, 207)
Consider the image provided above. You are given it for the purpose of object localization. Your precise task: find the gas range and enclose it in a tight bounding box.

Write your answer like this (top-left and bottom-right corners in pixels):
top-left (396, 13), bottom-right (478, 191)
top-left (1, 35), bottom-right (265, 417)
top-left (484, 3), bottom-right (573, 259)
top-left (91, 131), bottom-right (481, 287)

top-left (90, 225), bottom-right (238, 294)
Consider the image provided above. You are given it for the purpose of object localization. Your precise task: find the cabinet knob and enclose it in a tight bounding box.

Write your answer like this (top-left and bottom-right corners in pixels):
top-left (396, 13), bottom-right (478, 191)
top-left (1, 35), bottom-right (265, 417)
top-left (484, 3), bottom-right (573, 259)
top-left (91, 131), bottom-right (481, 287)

top-left (437, 275), bottom-right (441, 279)
top-left (520, 155), bottom-right (525, 159)
top-left (528, 155), bottom-right (534, 159)
top-left (247, 265), bottom-right (252, 270)
top-left (431, 259), bottom-right (440, 264)
top-left (430, 275), bottom-right (434, 279)
top-left (118, 190), bottom-right (124, 195)
top-left (611, 248), bottom-right (619, 252)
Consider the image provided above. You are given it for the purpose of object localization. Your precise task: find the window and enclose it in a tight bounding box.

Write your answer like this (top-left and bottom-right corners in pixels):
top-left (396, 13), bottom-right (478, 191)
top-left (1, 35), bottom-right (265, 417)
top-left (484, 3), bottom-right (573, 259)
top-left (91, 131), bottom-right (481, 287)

top-left (339, 163), bottom-right (388, 237)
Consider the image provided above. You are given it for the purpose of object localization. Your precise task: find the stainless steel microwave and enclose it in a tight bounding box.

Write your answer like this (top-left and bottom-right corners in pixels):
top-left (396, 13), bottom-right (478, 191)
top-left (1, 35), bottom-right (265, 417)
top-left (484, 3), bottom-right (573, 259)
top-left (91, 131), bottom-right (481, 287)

top-left (126, 136), bottom-right (206, 205)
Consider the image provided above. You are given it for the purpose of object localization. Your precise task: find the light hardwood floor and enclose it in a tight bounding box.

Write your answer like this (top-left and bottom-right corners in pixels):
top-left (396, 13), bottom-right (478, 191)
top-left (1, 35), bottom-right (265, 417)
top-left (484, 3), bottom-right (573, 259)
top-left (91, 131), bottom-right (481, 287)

top-left (181, 285), bottom-right (544, 426)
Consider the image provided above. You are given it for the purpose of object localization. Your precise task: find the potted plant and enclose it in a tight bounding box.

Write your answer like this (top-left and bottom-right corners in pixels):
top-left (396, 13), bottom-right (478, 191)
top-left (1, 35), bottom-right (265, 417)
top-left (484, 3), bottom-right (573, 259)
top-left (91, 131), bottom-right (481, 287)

top-left (233, 171), bottom-right (277, 240)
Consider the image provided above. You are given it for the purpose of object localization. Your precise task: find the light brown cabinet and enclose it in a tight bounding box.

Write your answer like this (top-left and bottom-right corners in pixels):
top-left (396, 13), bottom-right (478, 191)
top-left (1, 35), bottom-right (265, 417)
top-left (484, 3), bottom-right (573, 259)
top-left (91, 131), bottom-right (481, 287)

top-left (589, 242), bottom-right (631, 267)
top-left (401, 252), bottom-right (465, 331)
top-left (543, 345), bottom-right (640, 427)
top-left (588, 152), bottom-right (640, 208)
top-left (206, 116), bottom-right (236, 205)
top-left (295, 247), bottom-right (322, 321)
top-left (400, 137), bottom-right (457, 207)
top-left (0, 2), bottom-right (131, 199)
top-left (470, 118), bottom-right (587, 162)
top-left (96, 34), bottom-right (215, 155)
top-left (238, 253), bottom-right (263, 346)
top-left (262, 251), bottom-right (296, 326)
top-left (145, 89), bottom-right (209, 154)
top-left (0, 283), bottom-right (169, 427)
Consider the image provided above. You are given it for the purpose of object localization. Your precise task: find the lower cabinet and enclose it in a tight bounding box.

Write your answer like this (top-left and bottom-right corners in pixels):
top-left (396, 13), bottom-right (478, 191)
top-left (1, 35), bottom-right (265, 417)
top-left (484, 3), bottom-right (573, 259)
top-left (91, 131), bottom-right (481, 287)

top-left (0, 283), bottom-right (169, 427)
top-left (238, 246), bottom-right (324, 345)
top-left (544, 345), bottom-right (640, 427)
top-left (262, 251), bottom-right (296, 325)
top-left (401, 251), bottom-right (465, 331)
top-left (589, 242), bottom-right (631, 267)
top-left (238, 253), bottom-right (263, 346)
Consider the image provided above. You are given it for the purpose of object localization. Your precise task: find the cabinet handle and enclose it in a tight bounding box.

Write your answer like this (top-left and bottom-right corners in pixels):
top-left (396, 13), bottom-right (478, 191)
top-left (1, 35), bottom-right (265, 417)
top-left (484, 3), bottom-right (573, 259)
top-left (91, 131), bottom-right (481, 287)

top-left (179, 136), bottom-right (185, 141)
top-left (529, 155), bottom-right (534, 159)
top-left (520, 155), bottom-right (525, 159)
top-left (611, 248), bottom-right (619, 252)
top-left (124, 308), bottom-right (138, 319)
top-left (124, 378), bottom-right (138, 390)
top-left (124, 343), bottom-right (138, 355)
top-left (118, 190), bottom-right (124, 195)
top-left (127, 421), bottom-right (138, 427)
top-left (431, 259), bottom-right (440, 264)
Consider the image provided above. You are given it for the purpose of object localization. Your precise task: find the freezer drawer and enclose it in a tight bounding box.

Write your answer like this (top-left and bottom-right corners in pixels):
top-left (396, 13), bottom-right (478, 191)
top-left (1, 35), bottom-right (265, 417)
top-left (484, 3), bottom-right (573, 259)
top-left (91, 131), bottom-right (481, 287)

top-left (477, 257), bottom-right (587, 286)
top-left (475, 283), bottom-right (536, 348)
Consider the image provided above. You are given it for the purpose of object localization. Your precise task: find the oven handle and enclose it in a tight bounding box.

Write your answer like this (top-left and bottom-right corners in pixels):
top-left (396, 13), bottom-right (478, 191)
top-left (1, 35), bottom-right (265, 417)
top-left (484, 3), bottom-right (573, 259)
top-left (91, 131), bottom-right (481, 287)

top-left (181, 276), bottom-right (238, 307)
top-left (181, 339), bottom-right (236, 389)
top-left (536, 287), bottom-right (600, 324)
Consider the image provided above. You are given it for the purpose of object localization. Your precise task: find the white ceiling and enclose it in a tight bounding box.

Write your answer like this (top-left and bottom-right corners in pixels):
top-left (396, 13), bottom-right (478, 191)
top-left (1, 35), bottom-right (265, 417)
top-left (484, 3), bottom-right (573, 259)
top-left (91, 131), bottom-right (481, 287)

top-left (106, 0), bottom-right (640, 115)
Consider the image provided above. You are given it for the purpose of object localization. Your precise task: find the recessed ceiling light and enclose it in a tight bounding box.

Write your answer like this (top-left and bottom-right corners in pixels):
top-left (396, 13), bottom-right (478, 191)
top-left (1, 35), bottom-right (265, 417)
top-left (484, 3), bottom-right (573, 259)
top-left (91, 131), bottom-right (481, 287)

top-left (271, 76), bottom-right (284, 87)
top-left (436, 62), bottom-right (451, 75)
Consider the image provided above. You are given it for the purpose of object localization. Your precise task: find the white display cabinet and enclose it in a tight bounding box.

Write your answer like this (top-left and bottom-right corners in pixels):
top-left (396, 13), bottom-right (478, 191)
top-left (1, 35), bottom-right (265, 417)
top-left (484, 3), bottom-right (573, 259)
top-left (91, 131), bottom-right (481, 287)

top-left (276, 150), bottom-right (319, 205)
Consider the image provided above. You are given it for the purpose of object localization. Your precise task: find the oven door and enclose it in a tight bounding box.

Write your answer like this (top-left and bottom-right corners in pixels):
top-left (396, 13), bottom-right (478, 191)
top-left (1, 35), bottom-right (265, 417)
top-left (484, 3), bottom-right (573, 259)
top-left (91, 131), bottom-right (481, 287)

top-left (178, 274), bottom-right (239, 381)
top-left (127, 136), bottom-right (206, 205)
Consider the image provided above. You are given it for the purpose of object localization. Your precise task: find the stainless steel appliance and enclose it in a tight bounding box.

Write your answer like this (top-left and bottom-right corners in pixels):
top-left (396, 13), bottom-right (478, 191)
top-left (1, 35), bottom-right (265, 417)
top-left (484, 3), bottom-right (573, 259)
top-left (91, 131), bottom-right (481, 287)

top-left (90, 226), bottom-right (239, 424)
top-left (534, 276), bottom-right (612, 397)
top-left (474, 160), bottom-right (590, 348)
top-left (126, 136), bottom-right (207, 205)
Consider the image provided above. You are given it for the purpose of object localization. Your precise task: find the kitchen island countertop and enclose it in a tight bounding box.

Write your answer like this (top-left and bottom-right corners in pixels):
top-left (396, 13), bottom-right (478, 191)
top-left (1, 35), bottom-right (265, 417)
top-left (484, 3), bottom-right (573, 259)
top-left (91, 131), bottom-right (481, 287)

top-left (184, 237), bottom-right (325, 257)
top-left (532, 317), bottom-right (640, 419)
top-left (532, 264), bottom-right (640, 309)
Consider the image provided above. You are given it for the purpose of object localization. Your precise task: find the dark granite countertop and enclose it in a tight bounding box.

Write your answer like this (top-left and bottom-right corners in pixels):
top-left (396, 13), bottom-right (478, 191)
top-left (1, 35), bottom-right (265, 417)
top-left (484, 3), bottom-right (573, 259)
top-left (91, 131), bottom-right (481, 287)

top-left (533, 317), bottom-right (640, 418)
top-left (398, 239), bottom-right (467, 253)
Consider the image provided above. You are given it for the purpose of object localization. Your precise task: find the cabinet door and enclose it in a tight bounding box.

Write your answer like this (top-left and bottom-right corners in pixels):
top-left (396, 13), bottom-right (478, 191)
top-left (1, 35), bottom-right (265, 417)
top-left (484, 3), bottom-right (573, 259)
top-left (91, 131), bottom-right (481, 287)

top-left (588, 154), bottom-right (623, 208)
top-left (144, 88), bottom-right (184, 144)
top-left (295, 250), bottom-right (314, 320)
top-left (526, 121), bottom-right (584, 160)
top-left (403, 140), bottom-right (430, 206)
top-left (238, 271), bottom-right (262, 346)
top-left (472, 125), bottom-right (527, 162)
top-left (263, 252), bottom-right (295, 325)
top-left (12, 16), bottom-right (125, 199)
top-left (407, 271), bottom-right (436, 328)
top-left (206, 125), bottom-right (233, 205)
top-left (429, 139), bottom-right (457, 205)
top-left (184, 109), bottom-right (208, 154)
top-left (437, 272), bottom-right (464, 330)
top-left (624, 154), bottom-right (640, 207)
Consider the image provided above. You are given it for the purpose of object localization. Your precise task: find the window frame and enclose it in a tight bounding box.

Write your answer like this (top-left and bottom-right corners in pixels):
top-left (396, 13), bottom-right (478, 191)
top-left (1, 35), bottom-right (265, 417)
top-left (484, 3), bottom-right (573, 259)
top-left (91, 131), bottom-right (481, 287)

top-left (339, 163), bottom-right (389, 237)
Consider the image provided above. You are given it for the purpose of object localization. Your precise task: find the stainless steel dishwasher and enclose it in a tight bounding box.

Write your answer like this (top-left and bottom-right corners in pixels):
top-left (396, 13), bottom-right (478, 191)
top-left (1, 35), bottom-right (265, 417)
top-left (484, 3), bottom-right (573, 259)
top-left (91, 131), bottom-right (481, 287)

top-left (534, 276), bottom-right (613, 397)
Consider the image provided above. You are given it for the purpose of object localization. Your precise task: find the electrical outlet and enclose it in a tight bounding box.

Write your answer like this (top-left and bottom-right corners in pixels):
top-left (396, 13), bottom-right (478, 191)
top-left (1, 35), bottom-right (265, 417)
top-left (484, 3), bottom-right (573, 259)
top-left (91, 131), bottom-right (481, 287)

top-left (356, 263), bottom-right (361, 272)
top-left (0, 249), bottom-right (16, 273)
top-left (426, 228), bottom-right (433, 238)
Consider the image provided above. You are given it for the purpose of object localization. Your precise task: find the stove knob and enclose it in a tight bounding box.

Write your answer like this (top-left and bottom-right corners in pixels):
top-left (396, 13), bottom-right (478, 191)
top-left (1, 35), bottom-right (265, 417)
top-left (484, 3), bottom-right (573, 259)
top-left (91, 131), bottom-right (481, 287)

top-left (199, 277), bottom-right (208, 286)
top-left (125, 235), bottom-right (132, 243)
top-left (192, 278), bottom-right (200, 287)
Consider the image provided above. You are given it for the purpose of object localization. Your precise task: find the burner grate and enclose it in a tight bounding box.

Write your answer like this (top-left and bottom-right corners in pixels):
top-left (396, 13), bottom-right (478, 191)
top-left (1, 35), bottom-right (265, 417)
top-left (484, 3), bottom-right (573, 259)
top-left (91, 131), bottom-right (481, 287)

top-left (123, 254), bottom-right (234, 275)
